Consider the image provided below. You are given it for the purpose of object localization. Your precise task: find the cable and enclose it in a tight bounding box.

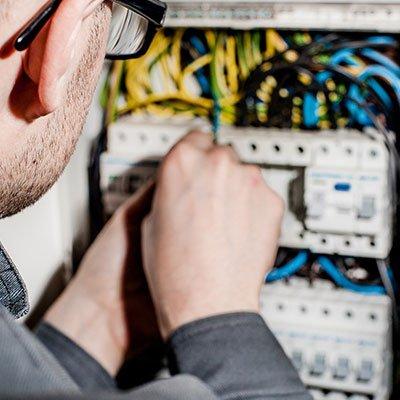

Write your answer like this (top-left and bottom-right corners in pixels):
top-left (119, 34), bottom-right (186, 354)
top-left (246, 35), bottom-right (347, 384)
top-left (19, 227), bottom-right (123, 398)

top-left (266, 251), bottom-right (308, 282)
top-left (318, 257), bottom-right (385, 295)
top-left (377, 259), bottom-right (397, 300)
top-left (344, 96), bottom-right (399, 220)
top-left (104, 29), bottom-right (400, 133)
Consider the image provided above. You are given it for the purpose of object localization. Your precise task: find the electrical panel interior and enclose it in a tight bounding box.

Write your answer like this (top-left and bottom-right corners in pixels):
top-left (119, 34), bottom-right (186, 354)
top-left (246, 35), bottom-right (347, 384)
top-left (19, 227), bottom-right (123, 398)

top-left (91, 4), bottom-right (400, 399)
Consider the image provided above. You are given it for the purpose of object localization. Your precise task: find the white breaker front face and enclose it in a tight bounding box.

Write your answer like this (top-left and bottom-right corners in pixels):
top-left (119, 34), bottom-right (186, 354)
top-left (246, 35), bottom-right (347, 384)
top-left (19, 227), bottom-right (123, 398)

top-left (260, 279), bottom-right (392, 399)
top-left (218, 127), bottom-right (393, 258)
top-left (164, 1), bottom-right (400, 32)
top-left (104, 118), bottom-right (393, 258)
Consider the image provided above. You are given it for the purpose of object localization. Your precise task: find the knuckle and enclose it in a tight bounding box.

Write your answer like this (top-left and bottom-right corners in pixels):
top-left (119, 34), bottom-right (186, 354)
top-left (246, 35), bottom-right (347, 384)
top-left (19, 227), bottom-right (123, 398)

top-left (162, 142), bottom-right (196, 173)
top-left (185, 130), bottom-right (207, 140)
top-left (246, 164), bottom-right (263, 179)
top-left (209, 146), bottom-right (234, 167)
top-left (170, 141), bottom-right (196, 160)
top-left (243, 164), bottom-right (265, 188)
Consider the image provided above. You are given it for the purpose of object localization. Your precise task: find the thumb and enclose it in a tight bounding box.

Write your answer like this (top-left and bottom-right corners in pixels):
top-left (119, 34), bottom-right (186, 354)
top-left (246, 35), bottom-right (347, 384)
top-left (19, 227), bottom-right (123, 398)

top-left (121, 179), bottom-right (156, 224)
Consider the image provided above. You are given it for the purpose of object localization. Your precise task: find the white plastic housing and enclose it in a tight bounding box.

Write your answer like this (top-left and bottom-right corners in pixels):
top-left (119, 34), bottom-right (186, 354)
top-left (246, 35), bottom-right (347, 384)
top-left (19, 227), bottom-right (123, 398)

top-left (165, 0), bottom-right (400, 32)
top-left (218, 127), bottom-right (392, 258)
top-left (107, 116), bottom-right (210, 159)
top-left (103, 119), bottom-right (393, 258)
top-left (260, 279), bottom-right (392, 400)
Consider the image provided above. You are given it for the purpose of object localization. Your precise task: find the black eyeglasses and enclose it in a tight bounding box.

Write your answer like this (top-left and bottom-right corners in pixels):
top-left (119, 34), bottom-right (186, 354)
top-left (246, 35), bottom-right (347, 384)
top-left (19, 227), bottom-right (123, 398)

top-left (14, 0), bottom-right (167, 60)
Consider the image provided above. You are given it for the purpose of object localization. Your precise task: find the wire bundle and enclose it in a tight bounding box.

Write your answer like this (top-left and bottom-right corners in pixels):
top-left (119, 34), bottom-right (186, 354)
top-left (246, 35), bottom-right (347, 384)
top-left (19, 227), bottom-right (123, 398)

top-left (239, 33), bottom-right (400, 133)
top-left (104, 29), bottom-right (400, 135)
top-left (104, 29), bottom-right (263, 128)
top-left (267, 251), bottom-right (389, 296)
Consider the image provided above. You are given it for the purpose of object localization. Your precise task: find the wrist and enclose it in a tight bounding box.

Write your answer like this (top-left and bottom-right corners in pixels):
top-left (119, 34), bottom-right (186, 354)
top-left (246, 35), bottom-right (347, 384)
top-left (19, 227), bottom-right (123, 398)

top-left (44, 282), bottom-right (126, 376)
top-left (157, 297), bottom-right (260, 340)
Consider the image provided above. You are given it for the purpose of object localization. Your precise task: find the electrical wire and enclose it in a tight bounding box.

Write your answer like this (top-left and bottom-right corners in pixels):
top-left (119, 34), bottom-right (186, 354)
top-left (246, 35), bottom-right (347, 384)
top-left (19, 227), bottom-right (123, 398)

top-left (266, 251), bottom-right (389, 297)
top-left (266, 251), bottom-right (308, 282)
top-left (318, 257), bottom-right (385, 295)
top-left (104, 29), bottom-right (400, 138)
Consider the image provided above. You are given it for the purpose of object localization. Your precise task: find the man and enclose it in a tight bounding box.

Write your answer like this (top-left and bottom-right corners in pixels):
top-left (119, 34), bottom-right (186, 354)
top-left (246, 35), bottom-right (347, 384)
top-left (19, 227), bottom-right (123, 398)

top-left (0, 1), bottom-right (311, 399)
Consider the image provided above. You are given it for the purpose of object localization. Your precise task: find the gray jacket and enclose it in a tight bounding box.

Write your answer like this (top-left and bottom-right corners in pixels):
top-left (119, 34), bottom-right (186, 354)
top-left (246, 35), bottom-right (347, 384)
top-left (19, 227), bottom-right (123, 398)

top-left (0, 242), bottom-right (311, 400)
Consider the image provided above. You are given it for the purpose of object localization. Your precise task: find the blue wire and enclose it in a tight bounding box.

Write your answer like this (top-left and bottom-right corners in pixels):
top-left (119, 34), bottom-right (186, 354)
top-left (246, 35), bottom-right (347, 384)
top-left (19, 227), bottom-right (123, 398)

top-left (266, 252), bottom-right (386, 296)
top-left (266, 251), bottom-right (308, 282)
top-left (346, 82), bottom-right (391, 126)
top-left (367, 36), bottom-right (398, 46)
top-left (303, 93), bottom-right (319, 128)
top-left (361, 48), bottom-right (400, 76)
top-left (190, 36), bottom-right (207, 55)
top-left (327, 44), bottom-right (400, 125)
top-left (190, 36), bottom-right (211, 95)
top-left (197, 74), bottom-right (211, 94)
top-left (212, 100), bottom-right (221, 138)
top-left (346, 64), bottom-right (400, 124)
top-left (330, 49), bottom-right (359, 67)
top-left (358, 65), bottom-right (400, 103)
top-left (318, 256), bottom-right (385, 295)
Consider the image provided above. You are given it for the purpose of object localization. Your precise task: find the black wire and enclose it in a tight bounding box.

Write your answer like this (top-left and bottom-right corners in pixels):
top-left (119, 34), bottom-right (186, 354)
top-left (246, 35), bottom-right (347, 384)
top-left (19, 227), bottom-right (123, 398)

top-left (344, 97), bottom-right (400, 220)
top-left (238, 33), bottom-right (399, 130)
top-left (335, 257), bottom-right (382, 285)
top-left (241, 59), bottom-right (392, 126)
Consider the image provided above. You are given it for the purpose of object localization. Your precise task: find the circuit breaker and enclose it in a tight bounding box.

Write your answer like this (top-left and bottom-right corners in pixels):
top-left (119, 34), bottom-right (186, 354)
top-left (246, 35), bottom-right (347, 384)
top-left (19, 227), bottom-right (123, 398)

top-left (219, 127), bottom-right (393, 258)
top-left (260, 278), bottom-right (392, 400)
top-left (103, 118), bottom-right (393, 259)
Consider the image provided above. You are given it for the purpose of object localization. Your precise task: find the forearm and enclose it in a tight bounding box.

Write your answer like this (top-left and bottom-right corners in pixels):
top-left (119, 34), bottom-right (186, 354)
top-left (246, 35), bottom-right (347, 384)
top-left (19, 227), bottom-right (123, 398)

top-left (43, 282), bottom-right (125, 377)
top-left (167, 312), bottom-right (312, 400)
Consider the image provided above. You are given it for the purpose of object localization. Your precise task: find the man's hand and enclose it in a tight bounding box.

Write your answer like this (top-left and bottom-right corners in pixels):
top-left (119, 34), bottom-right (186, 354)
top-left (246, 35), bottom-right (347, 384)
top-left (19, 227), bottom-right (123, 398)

top-left (142, 131), bottom-right (284, 340)
top-left (45, 181), bottom-right (161, 376)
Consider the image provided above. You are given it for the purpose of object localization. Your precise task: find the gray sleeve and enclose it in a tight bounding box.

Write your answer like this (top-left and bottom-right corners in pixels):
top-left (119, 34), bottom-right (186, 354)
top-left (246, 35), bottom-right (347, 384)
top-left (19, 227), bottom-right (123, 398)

top-left (32, 312), bottom-right (310, 400)
top-left (35, 322), bottom-right (116, 391)
top-left (5, 375), bottom-right (218, 400)
top-left (167, 312), bottom-right (312, 400)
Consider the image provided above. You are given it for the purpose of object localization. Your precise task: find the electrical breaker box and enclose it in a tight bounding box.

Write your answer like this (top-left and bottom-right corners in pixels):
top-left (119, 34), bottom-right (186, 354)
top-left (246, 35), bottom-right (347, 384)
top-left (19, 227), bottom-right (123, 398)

top-left (260, 279), bottom-right (392, 400)
top-left (103, 118), bottom-right (393, 258)
top-left (218, 127), bottom-right (393, 258)
top-left (97, 17), bottom-right (400, 399)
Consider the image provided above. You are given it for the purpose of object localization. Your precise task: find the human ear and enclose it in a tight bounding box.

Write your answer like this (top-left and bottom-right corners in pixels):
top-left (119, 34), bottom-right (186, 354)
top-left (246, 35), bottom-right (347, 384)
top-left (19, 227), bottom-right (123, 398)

top-left (23, 0), bottom-right (104, 115)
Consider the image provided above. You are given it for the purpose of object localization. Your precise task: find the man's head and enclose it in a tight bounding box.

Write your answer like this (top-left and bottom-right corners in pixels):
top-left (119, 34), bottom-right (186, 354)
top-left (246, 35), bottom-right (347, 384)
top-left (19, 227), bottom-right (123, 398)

top-left (0, 0), bottom-right (110, 218)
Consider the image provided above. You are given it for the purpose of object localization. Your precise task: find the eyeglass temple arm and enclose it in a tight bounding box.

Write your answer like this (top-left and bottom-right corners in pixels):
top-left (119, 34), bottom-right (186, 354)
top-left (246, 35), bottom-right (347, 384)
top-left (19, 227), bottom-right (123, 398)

top-left (14, 0), bottom-right (61, 52)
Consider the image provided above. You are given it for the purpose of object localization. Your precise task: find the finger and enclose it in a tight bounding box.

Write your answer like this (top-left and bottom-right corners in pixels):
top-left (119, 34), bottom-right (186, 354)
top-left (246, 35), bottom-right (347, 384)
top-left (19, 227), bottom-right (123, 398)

top-left (177, 130), bottom-right (214, 152)
top-left (208, 143), bottom-right (241, 165)
top-left (217, 143), bottom-right (241, 163)
top-left (243, 164), bottom-right (264, 186)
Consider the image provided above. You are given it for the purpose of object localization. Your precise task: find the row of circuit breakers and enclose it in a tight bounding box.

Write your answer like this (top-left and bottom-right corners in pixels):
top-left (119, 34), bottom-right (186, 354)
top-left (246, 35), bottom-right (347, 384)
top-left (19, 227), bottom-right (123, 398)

top-left (99, 117), bottom-right (394, 400)
top-left (101, 117), bottom-right (393, 260)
